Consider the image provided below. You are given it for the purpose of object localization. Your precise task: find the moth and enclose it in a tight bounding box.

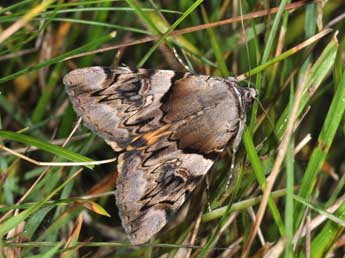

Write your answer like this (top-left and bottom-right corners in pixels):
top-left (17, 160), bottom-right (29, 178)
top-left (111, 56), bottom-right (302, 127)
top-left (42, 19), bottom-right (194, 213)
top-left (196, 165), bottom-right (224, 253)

top-left (63, 66), bottom-right (256, 244)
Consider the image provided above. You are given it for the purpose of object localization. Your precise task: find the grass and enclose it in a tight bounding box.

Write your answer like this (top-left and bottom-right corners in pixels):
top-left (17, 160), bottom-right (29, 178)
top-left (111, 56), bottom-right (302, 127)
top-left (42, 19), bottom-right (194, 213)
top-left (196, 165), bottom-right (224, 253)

top-left (1, 0), bottom-right (345, 257)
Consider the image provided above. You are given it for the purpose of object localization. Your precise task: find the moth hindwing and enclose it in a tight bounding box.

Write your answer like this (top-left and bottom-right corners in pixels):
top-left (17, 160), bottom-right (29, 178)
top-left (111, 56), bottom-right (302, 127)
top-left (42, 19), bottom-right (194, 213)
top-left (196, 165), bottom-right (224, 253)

top-left (63, 66), bottom-right (256, 244)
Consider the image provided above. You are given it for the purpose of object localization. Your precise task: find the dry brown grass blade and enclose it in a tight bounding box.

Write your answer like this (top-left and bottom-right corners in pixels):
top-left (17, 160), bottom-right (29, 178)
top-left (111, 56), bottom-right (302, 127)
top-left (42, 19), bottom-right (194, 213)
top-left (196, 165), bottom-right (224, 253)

top-left (240, 68), bottom-right (309, 258)
top-left (86, 173), bottom-right (117, 196)
top-left (63, 0), bottom-right (312, 61)
top-left (237, 28), bottom-right (332, 81)
top-left (60, 213), bottom-right (84, 258)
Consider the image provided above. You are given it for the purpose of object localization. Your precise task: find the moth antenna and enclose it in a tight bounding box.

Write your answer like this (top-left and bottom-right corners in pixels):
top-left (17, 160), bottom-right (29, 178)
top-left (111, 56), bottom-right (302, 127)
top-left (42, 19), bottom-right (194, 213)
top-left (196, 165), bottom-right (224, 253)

top-left (255, 98), bottom-right (279, 141)
top-left (225, 151), bottom-right (236, 190)
top-left (239, 0), bottom-right (252, 89)
top-left (172, 47), bottom-right (195, 73)
top-left (225, 5), bottom-right (251, 191)
top-left (225, 141), bottom-right (239, 191)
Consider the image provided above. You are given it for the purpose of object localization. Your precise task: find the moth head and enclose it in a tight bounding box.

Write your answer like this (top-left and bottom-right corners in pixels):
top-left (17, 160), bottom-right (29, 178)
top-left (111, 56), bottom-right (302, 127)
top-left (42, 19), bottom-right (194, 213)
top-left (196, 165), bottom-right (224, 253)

top-left (242, 87), bottom-right (258, 105)
top-left (226, 77), bottom-right (258, 106)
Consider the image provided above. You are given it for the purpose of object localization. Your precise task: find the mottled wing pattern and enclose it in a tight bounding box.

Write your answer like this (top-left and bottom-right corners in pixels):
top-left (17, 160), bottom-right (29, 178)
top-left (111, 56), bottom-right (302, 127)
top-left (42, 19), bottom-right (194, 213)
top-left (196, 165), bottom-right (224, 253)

top-left (115, 139), bottom-right (214, 244)
top-left (63, 66), bottom-right (250, 244)
top-left (63, 66), bottom-right (183, 151)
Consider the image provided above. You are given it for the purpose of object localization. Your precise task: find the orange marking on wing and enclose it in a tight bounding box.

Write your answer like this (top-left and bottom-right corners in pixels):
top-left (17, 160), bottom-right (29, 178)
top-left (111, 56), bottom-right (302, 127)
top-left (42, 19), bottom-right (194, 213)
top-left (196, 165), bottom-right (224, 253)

top-left (128, 124), bottom-right (172, 150)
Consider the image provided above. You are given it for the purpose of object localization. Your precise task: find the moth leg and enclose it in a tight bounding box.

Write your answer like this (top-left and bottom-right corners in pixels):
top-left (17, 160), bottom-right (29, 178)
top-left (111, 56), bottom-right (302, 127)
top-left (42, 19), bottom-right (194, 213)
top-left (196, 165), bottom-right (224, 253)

top-left (172, 47), bottom-right (195, 73)
top-left (205, 175), bottom-right (212, 212)
top-left (232, 116), bottom-right (246, 157)
top-left (226, 116), bottom-right (246, 190)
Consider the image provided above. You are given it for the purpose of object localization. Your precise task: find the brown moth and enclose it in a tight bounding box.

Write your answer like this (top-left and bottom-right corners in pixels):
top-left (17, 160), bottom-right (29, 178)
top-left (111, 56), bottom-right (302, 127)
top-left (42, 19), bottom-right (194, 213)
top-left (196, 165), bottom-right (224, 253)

top-left (63, 66), bottom-right (256, 244)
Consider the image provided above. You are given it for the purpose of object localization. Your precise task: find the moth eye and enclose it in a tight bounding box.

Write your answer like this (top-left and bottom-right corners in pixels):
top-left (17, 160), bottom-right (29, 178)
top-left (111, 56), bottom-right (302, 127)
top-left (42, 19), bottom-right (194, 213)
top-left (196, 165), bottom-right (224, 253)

top-left (244, 90), bottom-right (256, 104)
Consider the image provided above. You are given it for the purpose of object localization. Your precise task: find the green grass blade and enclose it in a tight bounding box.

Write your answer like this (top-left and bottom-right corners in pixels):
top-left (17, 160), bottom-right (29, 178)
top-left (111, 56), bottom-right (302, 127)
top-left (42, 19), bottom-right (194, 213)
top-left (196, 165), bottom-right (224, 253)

top-left (275, 36), bottom-right (338, 138)
top-left (284, 85), bottom-right (295, 258)
top-left (0, 169), bottom-right (82, 237)
top-left (294, 195), bottom-right (345, 227)
top-left (0, 130), bottom-right (94, 166)
top-left (0, 32), bottom-right (116, 84)
top-left (202, 188), bottom-right (287, 223)
top-left (29, 241), bottom-right (63, 258)
top-left (307, 202), bottom-right (345, 258)
top-left (136, 0), bottom-right (204, 67)
top-left (31, 63), bottom-right (63, 123)
top-left (242, 128), bottom-right (285, 236)
top-left (295, 69), bottom-right (345, 228)
top-left (201, 6), bottom-right (229, 77)
top-left (125, 0), bottom-right (160, 35)
top-left (249, 0), bottom-right (289, 131)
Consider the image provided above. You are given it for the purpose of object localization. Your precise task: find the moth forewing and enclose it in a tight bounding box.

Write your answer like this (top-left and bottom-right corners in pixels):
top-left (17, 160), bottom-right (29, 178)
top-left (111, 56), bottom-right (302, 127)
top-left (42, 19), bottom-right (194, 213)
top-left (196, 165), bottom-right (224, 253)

top-left (63, 66), bottom-right (256, 244)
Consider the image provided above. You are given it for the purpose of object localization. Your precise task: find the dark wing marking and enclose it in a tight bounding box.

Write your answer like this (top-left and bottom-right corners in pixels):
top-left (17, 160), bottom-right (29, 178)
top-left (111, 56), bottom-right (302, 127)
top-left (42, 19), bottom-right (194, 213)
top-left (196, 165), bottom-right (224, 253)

top-left (63, 66), bottom-right (185, 151)
top-left (64, 67), bottom-right (251, 244)
top-left (114, 77), bottom-right (244, 244)
top-left (115, 132), bottom-right (214, 244)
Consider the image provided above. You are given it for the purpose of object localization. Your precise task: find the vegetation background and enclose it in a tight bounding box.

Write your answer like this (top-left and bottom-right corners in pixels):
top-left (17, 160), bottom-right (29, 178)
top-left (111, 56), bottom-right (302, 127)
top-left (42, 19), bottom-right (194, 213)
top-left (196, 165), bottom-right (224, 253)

top-left (1, 0), bottom-right (345, 257)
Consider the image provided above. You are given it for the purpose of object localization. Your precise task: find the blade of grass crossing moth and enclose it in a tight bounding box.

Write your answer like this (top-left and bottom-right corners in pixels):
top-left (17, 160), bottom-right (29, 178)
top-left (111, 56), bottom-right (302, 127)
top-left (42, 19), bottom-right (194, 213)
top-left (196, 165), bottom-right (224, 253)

top-left (295, 69), bottom-right (345, 229)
